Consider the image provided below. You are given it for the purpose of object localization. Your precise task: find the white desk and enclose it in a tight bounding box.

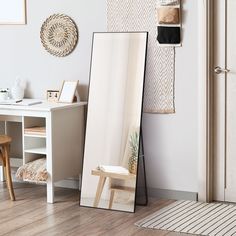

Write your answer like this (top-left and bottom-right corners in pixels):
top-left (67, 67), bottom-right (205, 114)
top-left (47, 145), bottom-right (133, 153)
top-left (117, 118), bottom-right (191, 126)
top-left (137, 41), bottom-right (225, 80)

top-left (0, 101), bottom-right (87, 203)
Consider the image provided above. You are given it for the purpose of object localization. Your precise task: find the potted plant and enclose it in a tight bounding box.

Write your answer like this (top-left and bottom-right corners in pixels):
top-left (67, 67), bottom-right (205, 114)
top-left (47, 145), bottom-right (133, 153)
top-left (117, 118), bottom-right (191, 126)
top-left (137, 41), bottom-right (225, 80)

top-left (128, 131), bottom-right (139, 175)
top-left (0, 89), bottom-right (9, 101)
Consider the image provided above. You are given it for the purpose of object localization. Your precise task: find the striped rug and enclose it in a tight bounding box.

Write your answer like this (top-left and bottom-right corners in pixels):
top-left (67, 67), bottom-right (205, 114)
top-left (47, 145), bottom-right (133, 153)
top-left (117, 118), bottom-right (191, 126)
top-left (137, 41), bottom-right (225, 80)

top-left (135, 200), bottom-right (236, 235)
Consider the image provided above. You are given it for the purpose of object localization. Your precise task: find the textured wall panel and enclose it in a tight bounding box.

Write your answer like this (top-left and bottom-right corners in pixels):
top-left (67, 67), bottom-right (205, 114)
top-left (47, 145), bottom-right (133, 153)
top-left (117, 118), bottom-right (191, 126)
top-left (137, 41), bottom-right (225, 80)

top-left (107, 0), bottom-right (175, 113)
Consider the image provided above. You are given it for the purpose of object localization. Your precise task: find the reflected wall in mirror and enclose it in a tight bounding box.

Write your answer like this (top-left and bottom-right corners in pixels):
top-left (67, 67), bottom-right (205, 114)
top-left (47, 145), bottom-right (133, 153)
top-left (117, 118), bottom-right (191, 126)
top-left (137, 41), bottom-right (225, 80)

top-left (80, 32), bottom-right (148, 213)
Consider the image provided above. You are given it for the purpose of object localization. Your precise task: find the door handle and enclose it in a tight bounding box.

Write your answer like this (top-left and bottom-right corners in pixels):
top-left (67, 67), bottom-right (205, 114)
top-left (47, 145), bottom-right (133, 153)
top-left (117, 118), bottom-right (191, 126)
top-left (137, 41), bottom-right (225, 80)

top-left (214, 66), bottom-right (230, 74)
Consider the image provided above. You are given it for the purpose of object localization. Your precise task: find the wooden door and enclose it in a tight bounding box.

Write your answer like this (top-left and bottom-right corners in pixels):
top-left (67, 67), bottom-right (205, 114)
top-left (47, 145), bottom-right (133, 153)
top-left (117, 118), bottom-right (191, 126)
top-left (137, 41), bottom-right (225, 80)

top-left (214, 0), bottom-right (236, 202)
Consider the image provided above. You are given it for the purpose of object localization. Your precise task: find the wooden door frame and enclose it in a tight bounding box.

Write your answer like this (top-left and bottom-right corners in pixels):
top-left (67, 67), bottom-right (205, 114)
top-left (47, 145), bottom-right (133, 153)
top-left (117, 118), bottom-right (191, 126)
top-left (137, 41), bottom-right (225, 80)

top-left (198, 0), bottom-right (214, 202)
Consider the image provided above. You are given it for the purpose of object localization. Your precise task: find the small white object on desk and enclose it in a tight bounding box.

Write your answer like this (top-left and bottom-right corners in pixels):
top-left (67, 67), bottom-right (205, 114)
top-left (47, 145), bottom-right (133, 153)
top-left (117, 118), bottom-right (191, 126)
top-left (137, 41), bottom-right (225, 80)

top-left (11, 77), bottom-right (25, 100)
top-left (0, 90), bottom-right (9, 101)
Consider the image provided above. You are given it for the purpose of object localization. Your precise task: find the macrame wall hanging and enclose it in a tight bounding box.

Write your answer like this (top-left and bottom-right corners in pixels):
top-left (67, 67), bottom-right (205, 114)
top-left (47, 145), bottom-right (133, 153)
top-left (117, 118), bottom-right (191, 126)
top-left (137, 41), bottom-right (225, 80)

top-left (107, 0), bottom-right (176, 114)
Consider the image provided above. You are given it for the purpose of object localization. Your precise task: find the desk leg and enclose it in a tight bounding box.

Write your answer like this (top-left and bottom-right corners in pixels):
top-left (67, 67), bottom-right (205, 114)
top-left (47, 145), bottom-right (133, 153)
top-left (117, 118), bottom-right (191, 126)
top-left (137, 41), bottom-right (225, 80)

top-left (47, 178), bottom-right (54, 204)
top-left (93, 176), bottom-right (106, 207)
top-left (46, 114), bottom-right (54, 204)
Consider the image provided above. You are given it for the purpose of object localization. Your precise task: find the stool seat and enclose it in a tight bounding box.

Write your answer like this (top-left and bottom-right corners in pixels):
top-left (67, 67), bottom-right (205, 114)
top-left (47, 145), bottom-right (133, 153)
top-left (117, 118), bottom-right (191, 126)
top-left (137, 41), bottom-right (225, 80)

top-left (0, 135), bottom-right (15, 201)
top-left (0, 135), bottom-right (12, 145)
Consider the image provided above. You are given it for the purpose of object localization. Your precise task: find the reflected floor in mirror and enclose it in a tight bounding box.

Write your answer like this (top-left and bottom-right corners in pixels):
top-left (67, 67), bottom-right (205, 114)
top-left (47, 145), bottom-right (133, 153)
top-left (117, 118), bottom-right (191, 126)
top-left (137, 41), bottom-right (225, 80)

top-left (81, 198), bottom-right (134, 212)
top-left (80, 32), bottom-right (148, 212)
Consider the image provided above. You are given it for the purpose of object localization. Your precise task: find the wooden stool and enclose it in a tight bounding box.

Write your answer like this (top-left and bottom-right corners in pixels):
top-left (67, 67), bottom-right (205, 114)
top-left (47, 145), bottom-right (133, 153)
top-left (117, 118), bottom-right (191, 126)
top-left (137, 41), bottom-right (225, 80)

top-left (0, 135), bottom-right (15, 201)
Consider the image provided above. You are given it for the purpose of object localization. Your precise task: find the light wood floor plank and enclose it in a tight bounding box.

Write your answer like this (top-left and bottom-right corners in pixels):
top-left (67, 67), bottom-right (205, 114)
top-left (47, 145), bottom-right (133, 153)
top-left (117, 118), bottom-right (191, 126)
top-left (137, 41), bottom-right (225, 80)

top-left (0, 183), bottom-right (181, 236)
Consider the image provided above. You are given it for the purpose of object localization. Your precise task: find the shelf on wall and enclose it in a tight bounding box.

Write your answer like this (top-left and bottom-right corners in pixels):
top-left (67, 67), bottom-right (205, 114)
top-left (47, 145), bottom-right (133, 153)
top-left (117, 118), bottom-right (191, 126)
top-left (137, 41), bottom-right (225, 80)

top-left (24, 147), bottom-right (47, 155)
top-left (24, 126), bottom-right (46, 137)
top-left (24, 134), bottom-right (46, 138)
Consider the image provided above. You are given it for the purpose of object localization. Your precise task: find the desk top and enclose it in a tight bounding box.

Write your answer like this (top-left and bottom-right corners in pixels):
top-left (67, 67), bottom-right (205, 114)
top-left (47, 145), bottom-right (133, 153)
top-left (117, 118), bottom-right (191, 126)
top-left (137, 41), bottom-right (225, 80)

top-left (0, 100), bottom-right (87, 112)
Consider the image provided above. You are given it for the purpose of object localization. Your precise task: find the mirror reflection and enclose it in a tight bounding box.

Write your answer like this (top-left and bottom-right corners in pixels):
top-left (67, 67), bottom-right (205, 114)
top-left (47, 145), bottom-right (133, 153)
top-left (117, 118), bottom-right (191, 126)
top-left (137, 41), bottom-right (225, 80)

top-left (80, 32), bottom-right (148, 212)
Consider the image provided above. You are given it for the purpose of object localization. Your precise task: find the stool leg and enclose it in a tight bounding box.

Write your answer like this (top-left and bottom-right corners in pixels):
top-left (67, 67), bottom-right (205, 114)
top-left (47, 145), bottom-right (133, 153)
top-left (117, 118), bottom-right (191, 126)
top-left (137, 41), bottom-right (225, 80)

top-left (93, 176), bottom-right (106, 207)
top-left (109, 189), bottom-right (115, 209)
top-left (3, 145), bottom-right (15, 201)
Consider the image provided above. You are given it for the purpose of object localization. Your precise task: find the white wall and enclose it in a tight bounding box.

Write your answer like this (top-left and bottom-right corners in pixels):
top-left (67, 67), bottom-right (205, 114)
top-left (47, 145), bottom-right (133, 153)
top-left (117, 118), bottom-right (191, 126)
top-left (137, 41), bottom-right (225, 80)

top-left (143, 0), bottom-right (199, 193)
top-left (0, 0), bottom-right (199, 194)
top-left (0, 0), bottom-right (107, 100)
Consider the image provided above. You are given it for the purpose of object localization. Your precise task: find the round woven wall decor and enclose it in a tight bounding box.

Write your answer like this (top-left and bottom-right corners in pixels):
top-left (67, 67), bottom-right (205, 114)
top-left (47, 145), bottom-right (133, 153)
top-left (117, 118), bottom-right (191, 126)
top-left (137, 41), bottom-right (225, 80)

top-left (40, 14), bottom-right (78, 57)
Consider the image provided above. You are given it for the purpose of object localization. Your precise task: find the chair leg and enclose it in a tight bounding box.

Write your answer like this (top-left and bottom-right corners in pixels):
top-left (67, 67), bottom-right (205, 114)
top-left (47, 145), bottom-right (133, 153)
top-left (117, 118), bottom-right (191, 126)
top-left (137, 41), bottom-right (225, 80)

top-left (109, 189), bottom-right (115, 209)
top-left (0, 150), bottom-right (6, 182)
top-left (3, 166), bottom-right (9, 190)
top-left (3, 145), bottom-right (15, 201)
top-left (0, 149), bottom-right (4, 166)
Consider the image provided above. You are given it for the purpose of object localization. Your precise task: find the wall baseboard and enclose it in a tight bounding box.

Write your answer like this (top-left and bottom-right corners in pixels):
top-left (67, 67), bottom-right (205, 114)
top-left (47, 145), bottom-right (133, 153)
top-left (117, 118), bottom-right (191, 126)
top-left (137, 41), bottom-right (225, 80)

top-left (10, 168), bottom-right (198, 200)
top-left (147, 188), bottom-right (198, 201)
top-left (49, 182), bottom-right (198, 201)
top-left (55, 179), bottom-right (80, 190)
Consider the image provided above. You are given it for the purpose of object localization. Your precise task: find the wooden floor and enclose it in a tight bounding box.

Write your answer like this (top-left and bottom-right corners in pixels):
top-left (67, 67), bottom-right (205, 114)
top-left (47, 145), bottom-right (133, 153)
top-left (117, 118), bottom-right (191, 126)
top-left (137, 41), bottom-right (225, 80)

top-left (0, 182), bottom-right (186, 236)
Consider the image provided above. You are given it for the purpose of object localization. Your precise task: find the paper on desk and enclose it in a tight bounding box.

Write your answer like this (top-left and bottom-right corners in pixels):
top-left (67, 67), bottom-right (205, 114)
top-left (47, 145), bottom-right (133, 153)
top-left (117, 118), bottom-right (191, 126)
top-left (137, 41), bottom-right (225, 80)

top-left (0, 99), bottom-right (42, 106)
top-left (16, 99), bottom-right (42, 106)
top-left (0, 99), bottom-right (22, 105)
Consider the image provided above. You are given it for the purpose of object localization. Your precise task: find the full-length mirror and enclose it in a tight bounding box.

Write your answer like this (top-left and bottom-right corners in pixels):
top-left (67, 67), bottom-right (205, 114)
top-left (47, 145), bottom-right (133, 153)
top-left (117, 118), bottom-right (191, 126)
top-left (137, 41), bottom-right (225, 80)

top-left (80, 32), bottom-right (148, 212)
